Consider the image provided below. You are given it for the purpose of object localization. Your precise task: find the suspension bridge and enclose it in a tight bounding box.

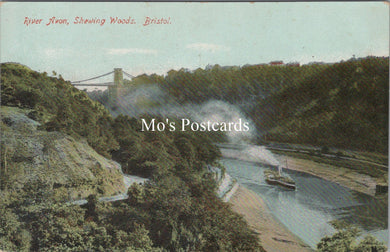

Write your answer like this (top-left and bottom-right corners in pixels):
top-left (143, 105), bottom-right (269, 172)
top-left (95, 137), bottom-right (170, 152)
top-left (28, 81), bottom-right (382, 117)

top-left (71, 68), bottom-right (134, 87)
top-left (71, 68), bottom-right (134, 102)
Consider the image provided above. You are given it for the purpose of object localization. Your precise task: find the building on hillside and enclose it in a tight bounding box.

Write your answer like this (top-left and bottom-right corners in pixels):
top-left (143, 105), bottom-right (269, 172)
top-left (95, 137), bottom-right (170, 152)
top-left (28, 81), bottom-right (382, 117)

top-left (286, 62), bottom-right (300, 67)
top-left (269, 61), bottom-right (284, 66)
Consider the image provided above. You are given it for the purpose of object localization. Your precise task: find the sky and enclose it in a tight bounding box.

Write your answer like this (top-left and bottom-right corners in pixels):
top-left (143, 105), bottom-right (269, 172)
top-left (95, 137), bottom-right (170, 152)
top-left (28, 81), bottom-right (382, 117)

top-left (1, 2), bottom-right (389, 88)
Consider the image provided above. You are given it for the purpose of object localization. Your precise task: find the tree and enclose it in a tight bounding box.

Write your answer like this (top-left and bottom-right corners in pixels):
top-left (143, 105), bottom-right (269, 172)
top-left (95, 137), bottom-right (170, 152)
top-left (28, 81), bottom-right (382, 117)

top-left (0, 206), bottom-right (31, 251)
top-left (317, 221), bottom-right (387, 252)
top-left (85, 194), bottom-right (99, 222)
top-left (354, 235), bottom-right (387, 252)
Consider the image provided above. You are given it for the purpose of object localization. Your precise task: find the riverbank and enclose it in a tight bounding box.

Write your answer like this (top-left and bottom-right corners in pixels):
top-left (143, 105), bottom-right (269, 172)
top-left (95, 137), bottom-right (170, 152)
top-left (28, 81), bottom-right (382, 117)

top-left (275, 153), bottom-right (381, 196)
top-left (229, 185), bottom-right (313, 252)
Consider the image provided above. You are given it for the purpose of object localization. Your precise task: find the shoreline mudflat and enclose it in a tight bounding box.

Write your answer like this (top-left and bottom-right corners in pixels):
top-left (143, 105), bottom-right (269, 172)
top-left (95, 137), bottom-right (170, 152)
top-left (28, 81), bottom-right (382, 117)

top-left (229, 185), bottom-right (313, 252)
top-left (276, 154), bottom-right (378, 196)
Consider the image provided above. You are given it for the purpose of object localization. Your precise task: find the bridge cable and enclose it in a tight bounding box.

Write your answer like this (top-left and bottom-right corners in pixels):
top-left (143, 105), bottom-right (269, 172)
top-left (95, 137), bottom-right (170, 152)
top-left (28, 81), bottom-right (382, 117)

top-left (123, 71), bottom-right (134, 79)
top-left (71, 71), bottom-right (115, 84)
top-left (72, 82), bottom-right (115, 86)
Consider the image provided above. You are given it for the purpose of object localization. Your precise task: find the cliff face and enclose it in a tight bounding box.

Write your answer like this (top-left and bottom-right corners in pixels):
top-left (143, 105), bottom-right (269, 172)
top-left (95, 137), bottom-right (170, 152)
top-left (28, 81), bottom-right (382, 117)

top-left (1, 106), bottom-right (125, 201)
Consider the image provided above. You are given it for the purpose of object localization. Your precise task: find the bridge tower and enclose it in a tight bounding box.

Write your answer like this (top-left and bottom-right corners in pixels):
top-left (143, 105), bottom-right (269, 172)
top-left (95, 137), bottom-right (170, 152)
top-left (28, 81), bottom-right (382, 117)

top-left (114, 68), bottom-right (124, 87)
top-left (109, 68), bottom-right (124, 104)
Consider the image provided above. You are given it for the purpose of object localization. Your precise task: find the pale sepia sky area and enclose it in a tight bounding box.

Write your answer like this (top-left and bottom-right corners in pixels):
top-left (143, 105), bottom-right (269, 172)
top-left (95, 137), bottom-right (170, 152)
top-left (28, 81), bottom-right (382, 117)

top-left (1, 2), bottom-right (389, 84)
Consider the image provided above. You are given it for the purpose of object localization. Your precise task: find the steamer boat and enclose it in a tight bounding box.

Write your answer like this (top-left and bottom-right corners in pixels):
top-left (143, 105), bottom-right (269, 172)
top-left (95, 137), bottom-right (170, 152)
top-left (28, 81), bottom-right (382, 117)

top-left (265, 160), bottom-right (296, 190)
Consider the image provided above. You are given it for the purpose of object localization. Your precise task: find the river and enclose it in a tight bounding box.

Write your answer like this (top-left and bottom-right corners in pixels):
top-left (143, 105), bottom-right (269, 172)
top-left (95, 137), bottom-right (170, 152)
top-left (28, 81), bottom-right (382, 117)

top-left (219, 143), bottom-right (388, 248)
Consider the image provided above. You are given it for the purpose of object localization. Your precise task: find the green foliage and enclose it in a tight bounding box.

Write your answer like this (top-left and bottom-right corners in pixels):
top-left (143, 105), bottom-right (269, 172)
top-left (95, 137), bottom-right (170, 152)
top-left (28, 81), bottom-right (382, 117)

top-left (89, 57), bottom-right (389, 153)
top-left (317, 220), bottom-right (387, 252)
top-left (145, 57), bottom-right (388, 153)
top-left (5, 58), bottom-right (387, 251)
top-left (0, 191), bottom-right (160, 251)
top-left (107, 114), bottom-right (260, 251)
top-left (0, 204), bottom-right (31, 251)
top-left (124, 176), bottom-right (261, 251)
top-left (111, 115), bottom-right (221, 179)
top-left (321, 146), bottom-right (330, 154)
top-left (354, 235), bottom-right (387, 252)
top-left (109, 114), bottom-right (260, 251)
top-left (1, 63), bottom-right (119, 158)
top-left (0, 63), bottom-right (263, 251)
top-left (256, 57), bottom-right (388, 153)
top-left (123, 73), bottom-right (164, 86)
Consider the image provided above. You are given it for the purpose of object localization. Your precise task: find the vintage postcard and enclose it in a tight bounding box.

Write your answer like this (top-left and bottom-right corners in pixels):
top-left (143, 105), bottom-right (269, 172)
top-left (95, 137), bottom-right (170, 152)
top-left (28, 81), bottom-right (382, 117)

top-left (0, 2), bottom-right (388, 251)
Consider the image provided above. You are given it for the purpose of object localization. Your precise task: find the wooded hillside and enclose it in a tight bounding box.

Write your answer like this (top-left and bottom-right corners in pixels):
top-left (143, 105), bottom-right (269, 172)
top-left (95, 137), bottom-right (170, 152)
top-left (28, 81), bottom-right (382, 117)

top-left (140, 57), bottom-right (388, 153)
top-left (0, 63), bottom-right (262, 251)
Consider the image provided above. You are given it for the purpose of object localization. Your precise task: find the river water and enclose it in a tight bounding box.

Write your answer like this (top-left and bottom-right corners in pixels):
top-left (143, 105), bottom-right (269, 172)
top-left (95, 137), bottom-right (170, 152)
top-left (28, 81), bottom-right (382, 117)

top-left (219, 143), bottom-right (388, 248)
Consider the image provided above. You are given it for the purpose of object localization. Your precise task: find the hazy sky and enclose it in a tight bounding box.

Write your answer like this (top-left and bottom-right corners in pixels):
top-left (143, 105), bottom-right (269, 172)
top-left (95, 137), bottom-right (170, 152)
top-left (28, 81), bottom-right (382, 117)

top-left (1, 2), bottom-right (388, 84)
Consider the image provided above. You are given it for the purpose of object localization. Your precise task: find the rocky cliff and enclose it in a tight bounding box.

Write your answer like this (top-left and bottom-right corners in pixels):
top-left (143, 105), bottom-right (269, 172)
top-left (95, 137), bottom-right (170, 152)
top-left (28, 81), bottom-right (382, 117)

top-left (1, 106), bottom-right (125, 201)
